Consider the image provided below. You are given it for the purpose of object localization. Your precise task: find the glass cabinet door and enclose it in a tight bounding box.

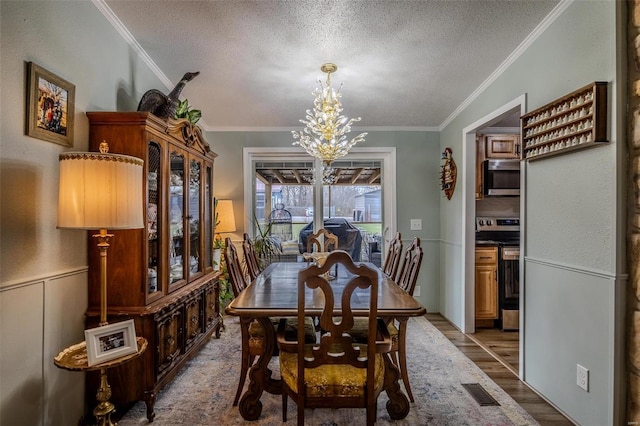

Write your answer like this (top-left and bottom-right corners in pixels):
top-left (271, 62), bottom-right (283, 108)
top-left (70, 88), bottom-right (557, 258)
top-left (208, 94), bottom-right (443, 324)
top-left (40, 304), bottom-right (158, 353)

top-left (147, 142), bottom-right (161, 295)
top-left (188, 158), bottom-right (202, 276)
top-left (204, 165), bottom-right (213, 271)
top-left (169, 150), bottom-right (186, 286)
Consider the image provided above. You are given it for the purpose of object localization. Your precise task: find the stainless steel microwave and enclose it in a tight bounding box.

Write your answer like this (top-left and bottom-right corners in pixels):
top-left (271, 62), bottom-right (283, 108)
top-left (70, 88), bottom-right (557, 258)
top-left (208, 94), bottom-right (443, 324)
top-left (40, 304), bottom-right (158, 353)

top-left (483, 159), bottom-right (520, 196)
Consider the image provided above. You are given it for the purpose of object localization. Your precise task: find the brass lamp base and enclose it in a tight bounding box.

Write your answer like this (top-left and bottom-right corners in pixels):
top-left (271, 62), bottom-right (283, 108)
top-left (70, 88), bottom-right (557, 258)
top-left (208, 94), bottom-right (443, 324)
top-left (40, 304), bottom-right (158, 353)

top-left (93, 367), bottom-right (116, 426)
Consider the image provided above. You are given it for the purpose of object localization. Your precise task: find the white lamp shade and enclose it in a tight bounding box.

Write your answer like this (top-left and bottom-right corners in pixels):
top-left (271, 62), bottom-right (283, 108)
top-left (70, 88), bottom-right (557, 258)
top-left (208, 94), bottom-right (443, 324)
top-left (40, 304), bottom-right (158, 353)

top-left (215, 199), bottom-right (236, 233)
top-left (57, 151), bottom-right (144, 230)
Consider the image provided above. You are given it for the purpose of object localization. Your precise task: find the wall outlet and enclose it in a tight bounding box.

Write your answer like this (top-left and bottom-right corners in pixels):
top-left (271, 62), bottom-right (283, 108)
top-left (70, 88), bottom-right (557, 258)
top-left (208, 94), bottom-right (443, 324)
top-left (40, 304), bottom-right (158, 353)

top-left (410, 219), bottom-right (422, 230)
top-left (577, 364), bottom-right (589, 392)
top-left (414, 286), bottom-right (421, 297)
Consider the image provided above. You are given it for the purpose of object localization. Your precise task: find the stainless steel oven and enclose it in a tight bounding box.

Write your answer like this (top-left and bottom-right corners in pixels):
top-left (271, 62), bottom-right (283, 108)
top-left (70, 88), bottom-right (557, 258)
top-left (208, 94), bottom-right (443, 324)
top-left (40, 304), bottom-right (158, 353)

top-left (483, 159), bottom-right (520, 196)
top-left (476, 217), bottom-right (520, 330)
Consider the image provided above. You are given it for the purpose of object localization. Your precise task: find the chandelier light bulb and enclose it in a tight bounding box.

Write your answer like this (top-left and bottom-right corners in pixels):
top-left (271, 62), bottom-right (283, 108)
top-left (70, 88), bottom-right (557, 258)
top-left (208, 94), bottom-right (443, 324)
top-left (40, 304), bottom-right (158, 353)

top-left (292, 63), bottom-right (367, 165)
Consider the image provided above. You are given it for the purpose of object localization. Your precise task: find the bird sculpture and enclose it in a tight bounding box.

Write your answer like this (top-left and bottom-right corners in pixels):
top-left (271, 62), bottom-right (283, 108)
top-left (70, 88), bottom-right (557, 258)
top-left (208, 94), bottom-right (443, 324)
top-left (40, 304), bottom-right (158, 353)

top-left (137, 71), bottom-right (200, 119)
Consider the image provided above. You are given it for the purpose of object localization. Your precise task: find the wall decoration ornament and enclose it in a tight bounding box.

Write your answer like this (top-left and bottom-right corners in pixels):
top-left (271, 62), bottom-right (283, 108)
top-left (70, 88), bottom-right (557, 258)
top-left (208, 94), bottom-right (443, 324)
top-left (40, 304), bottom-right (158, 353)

top-left (440, 147), bottom-right (457, 200)
top-left (26, 62), bottom-right (75, 147)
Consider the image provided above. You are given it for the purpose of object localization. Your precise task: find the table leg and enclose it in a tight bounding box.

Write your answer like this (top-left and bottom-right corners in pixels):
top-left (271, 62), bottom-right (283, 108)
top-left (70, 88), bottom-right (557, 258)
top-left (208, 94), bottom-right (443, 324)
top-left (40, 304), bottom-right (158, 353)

top-left (382, 351), bottom-right (410, 419)
top-left (238, 316), bottom-right (282, 420)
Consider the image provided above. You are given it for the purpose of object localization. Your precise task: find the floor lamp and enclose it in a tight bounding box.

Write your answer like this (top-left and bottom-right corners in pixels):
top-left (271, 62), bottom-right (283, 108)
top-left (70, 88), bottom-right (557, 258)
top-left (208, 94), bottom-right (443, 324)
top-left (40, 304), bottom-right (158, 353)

top-left (55, 141), bottom-right (146, 425)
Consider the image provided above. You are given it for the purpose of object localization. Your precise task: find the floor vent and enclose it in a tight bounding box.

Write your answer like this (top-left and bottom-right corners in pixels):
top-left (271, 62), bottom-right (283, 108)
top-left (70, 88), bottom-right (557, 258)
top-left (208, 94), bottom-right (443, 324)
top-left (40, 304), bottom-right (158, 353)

top-left (461, 383), bottom-right (501, 406)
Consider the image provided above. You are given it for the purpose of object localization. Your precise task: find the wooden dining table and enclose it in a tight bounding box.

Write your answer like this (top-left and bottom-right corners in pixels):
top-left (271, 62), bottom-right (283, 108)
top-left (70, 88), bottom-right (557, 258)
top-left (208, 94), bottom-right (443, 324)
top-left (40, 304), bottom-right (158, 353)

top-left (225, 260), bottom-right (427, 421)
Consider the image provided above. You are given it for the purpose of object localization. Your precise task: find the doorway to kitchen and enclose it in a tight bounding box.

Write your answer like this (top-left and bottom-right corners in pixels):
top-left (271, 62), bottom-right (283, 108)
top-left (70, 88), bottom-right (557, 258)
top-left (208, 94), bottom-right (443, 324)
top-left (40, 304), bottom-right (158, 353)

top-left (461, 95), bottom-right (525, 379)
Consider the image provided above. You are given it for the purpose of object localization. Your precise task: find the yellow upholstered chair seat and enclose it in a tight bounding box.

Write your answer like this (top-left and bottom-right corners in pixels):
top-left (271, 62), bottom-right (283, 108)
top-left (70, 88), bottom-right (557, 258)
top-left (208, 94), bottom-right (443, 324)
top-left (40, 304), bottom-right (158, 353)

top-left (279, 345), bottom-right (385, 398)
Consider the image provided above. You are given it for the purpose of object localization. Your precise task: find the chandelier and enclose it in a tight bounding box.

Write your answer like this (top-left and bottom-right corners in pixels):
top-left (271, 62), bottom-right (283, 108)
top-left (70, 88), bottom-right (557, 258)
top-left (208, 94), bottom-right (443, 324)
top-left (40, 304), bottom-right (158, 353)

top-left (292, 63), bottom-right (367, 165)
top-left (302, 165), bottom-right (338, 185)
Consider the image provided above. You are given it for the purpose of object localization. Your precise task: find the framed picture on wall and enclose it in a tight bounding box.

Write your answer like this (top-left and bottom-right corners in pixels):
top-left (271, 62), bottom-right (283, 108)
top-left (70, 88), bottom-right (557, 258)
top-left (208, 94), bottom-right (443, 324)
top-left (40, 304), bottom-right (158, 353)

top-left (25, 62), bottom-right (75, 147)
top-left (84, 319), bottom-right (138, 366)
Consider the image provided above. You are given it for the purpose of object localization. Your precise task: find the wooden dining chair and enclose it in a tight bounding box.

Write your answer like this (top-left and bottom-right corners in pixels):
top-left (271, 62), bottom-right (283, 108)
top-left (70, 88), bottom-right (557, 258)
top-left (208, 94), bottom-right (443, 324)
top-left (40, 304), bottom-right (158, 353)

top-left (382, 232), bottom-right (403, 281)
top-left (396, 237), bottom-right (423, 296)
top-left (224, 238), bottom-right (316, 406)
top-left (350, 237), bottom-right (423, 402)
top-left (389, 237), bottom-right (423, 402)
top-left (242, 233), bottom-right (261, 281)
top-left (306, 228), bottom-right (339, 253)
top-left (224, 238), bottom-right (257, 405)
top-left (276, 251), bottom-right (392, 426)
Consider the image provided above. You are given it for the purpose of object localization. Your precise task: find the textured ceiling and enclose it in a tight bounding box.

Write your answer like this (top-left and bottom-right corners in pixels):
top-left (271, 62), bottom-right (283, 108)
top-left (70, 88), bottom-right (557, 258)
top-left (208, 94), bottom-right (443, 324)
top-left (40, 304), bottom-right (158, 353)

top-left (103, 0), bottom-right (560, 131)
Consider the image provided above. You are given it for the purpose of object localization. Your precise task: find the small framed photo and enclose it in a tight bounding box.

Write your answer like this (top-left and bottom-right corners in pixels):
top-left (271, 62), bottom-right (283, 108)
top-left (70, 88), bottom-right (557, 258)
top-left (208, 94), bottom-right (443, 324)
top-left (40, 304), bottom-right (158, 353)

top-left (25, 62), bottom-right (75, 147)
top-left (85, 319), bottom-right (138, 366)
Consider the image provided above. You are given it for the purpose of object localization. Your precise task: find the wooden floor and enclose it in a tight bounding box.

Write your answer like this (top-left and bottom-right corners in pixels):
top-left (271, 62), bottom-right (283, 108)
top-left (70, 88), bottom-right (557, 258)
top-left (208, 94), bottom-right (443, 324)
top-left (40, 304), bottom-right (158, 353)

top-left (426, 313), bottom-right (574, 425)
top-left (471, 325), bottom-right (520, 374)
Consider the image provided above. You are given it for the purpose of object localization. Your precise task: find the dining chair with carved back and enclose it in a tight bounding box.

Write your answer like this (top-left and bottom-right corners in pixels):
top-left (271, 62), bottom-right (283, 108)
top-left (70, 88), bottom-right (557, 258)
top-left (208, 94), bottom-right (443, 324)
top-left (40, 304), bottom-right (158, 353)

top-left (224, 237), bottom-right (257, 406)
top-left (350, 236), bottom-right (423, 402)
top-left (304, 228), bottom-right (340, 331)
top-left (242, 233), bottom-right (261, 281)
top-left (388, 237), bottom-right (423, 402)
top-left (276, 251), bottom-right (392, 425)
top-left (382, 232), bottom-right (403, 281)
top-left (224, 238), bottom-right (316, 407)
top-left (306, 228), bottom-right (339, 253)
top-left (306, 228), bottom-right (340, 279)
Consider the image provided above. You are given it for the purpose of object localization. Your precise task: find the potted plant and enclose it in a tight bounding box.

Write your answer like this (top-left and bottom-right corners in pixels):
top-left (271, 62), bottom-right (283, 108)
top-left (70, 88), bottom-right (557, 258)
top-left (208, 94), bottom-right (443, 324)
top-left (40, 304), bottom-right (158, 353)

top-left (174, 98), bottom-right (202, 124)
top-left (252, 216), bottom-right (281, 268)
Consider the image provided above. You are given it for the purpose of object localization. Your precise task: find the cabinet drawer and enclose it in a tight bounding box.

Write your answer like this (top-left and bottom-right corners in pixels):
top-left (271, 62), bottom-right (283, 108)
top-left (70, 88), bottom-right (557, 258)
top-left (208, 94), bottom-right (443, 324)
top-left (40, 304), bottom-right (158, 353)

top-left (156, 309), bottom-right (183, 378)
top-left (475, 247), bottom-right (497, 264)
top-left (184, 292), bottom-right (204, 350)
top-left (204, 280), bottom-right (219, 331)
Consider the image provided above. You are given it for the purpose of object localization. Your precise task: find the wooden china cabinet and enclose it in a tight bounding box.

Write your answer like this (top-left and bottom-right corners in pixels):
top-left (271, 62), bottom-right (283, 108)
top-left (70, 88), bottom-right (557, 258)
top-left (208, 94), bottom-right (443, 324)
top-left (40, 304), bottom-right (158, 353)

top-left (85, 112), bottom-right (221, 422)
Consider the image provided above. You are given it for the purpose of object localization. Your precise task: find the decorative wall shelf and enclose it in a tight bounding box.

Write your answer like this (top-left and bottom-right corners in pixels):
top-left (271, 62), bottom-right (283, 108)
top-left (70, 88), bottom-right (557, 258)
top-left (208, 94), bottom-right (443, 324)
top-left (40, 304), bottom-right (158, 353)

top-left (521, 81), bottom-right (607, 161)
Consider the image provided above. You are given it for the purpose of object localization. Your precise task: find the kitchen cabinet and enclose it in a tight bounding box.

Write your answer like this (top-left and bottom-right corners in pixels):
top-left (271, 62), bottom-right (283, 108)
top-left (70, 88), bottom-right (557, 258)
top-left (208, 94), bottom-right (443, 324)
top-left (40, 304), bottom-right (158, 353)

top-left (484, 134), bottom-right (520, 159)
top-left (475, 246), bottom-right (498, 320)
top-left (475, 133), bottom-right (520, 200)
top-left (85, 112), bottom-right (221, 421)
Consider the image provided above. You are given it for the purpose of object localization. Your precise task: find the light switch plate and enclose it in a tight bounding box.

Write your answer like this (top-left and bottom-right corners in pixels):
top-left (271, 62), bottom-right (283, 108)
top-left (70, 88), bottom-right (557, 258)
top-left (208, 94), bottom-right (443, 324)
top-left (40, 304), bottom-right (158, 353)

top-left (410, 219), bottom-right (422, 231)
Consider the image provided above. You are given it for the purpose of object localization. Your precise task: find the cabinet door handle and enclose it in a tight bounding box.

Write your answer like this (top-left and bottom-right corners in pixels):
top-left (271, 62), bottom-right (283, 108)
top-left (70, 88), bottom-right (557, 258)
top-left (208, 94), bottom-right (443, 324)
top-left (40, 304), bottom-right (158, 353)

top-left (478, 256), bottom-right (492, 259)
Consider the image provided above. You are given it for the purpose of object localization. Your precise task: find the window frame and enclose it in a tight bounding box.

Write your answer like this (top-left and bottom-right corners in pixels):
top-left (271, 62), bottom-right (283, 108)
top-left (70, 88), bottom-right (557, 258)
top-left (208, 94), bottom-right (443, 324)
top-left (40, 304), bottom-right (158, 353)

top-left (242, 147), bottom-right (397, 251)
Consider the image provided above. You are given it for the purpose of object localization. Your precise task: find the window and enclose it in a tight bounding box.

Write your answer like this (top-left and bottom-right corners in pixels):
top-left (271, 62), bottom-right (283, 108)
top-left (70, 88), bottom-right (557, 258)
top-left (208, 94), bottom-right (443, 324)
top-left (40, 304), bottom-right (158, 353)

top-left (243, 148), bottom-right (397, 261)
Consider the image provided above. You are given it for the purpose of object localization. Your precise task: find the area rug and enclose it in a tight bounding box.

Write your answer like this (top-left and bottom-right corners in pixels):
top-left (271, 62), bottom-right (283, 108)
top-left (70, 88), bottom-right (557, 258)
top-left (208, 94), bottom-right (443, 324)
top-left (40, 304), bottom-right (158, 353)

top-left (118, 316), bottom-right (537, 425)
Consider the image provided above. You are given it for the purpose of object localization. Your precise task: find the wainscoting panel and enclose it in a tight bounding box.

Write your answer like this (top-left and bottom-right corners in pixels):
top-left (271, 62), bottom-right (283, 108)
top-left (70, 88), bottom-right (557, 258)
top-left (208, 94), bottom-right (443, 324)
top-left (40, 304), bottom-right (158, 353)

top-left (1, 268), bottom-right (87, 426)
top-left (1, 280), bottom-right (44, 426)
top-left (524, 257), bottom-right (622, 426)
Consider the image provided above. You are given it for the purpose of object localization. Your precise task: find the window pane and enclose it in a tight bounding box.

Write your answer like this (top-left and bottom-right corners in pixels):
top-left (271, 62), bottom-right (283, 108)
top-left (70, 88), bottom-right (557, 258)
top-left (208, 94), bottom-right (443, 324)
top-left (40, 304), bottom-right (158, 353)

top-left (253, 159), bottom-right (383, 264)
